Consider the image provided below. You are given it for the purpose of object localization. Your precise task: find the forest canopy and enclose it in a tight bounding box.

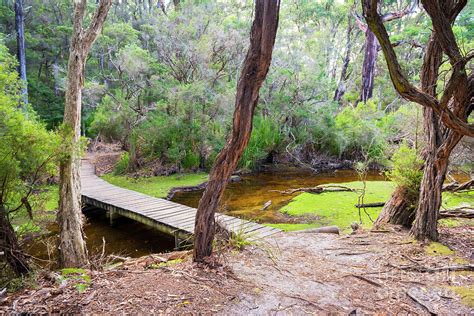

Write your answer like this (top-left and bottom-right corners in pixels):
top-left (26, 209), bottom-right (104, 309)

top-left (2, 0), bottom-right (471, 174)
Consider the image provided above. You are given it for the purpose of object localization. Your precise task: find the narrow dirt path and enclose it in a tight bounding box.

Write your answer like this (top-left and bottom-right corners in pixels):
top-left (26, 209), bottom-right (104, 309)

top-left (224, 230), bottom-right (473, 314)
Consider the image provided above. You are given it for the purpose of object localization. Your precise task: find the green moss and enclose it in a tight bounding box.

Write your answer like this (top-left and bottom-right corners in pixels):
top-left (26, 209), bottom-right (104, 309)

top-left (279, 181), bottom-right (396, 231)
top-left (149, 259), bottom-right (183, 269)
top-left (449, 285), bottom-right (474, 308)
top-left (439, 218), bottom-right (474, 228)
top-left (102, 173), bottom-right (208, 198)
top-left (59, 268), bottom-right (91, 293)
top-left (442, 191), bottom-right (474, 209)
top-left (266, 223), bottom-right (322, 232)
top-left (425, 242), bottom-right (454, 256)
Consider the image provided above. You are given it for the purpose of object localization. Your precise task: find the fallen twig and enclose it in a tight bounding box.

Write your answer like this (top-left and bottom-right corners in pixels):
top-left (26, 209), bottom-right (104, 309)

top-left (406, 288), bottom-right (438, 315)
top-left (393, 263), bottom-right (473, 273)
top-left (346, 274), bottom-right (382, 287)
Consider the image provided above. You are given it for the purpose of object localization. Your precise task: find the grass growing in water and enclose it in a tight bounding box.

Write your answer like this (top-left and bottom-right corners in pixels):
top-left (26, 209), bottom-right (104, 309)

top-left (275, 181), bottom-right (473, 232)
top-left (102, 173), bottom-right (208, 198)
top-left (278, 181), bottom-right (395, 232)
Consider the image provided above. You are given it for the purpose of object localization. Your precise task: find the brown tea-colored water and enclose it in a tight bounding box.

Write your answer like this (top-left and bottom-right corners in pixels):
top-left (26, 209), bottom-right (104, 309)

top-left (27, 168), bottom-right (385, 262)
top-left (172, 168), bottom-right (386, 223)
top-left (26, 208), bottom-right (175, 263)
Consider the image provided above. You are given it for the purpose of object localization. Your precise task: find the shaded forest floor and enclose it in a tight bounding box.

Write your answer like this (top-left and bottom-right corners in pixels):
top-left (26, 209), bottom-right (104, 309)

top-left (1, 226), bottom-right (473, 314)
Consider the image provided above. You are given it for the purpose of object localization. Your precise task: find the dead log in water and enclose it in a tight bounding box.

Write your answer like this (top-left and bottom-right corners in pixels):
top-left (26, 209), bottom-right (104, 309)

top-left (442, 179), bottom-right (474, 192)
top-left (271, 185), bottom-right (356, 195)
top-left (166, 182), bottom-right (208, 200)
top-left (439, 207), bottom-right (474, 219)
top-left (355, 202), bottom-right (386, 208)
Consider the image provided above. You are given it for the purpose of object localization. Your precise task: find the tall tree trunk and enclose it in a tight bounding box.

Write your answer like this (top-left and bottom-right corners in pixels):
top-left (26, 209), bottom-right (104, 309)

top-left (58, 0), bottom-right (112, 268)
top-left (53, 56), bottom-right (60, 97)
top-left (375, 186), bottom-right (417, 227)
top-left (411, 129), bottom-right (462, 240)
top-left (373, 0), bottom-right (468, 237)
top-left (0, 204), bottom-right (30, 276)
top-left (334, 12), bottom-right (354, 103)
top-left (358, 29), bottom-right (378, 104)
top-left (193, 0), bottom-right (280, 262)
top-left (15, 0), bottom-right (28, 105)
top-left (173, 0), bottom-right (180, 11)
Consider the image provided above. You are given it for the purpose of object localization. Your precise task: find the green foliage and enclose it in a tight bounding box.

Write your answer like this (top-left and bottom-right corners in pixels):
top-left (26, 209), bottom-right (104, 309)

top-left (59, 268), bottom-right (91, 293)
top-left (0, 39), bottom-right (59, 219)
top-left (334, 100), bottom-right (389, 163)
top-left (114, 152), bottom-right (130, 175)
top-left (227, 228), bottom-right (253, 250)
top-left (386, 143), bottom-right (423, 193)
top-left (149, 259), bottom-right (184, 269)
top-left (240, 116), bottom-right (281, 170)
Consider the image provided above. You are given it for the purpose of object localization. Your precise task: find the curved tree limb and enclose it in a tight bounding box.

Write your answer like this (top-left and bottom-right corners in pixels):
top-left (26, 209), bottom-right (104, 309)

top-left (362, 0), bottom-right (474, 137)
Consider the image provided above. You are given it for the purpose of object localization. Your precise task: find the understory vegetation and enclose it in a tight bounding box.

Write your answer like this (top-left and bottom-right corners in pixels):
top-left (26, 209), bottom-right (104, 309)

top-left (0, 0), bottom-right (473, 309)
top-left (3, 0), bottom-right (469, 174)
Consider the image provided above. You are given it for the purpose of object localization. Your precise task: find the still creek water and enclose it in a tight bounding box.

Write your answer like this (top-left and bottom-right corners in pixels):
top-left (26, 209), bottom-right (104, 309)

top-left (27, 168), bottom-right (385, 261)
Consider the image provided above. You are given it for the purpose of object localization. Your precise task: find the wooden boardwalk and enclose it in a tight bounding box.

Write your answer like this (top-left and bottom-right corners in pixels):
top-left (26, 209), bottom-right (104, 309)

top-left (80, 160), bottom-right (280, 246)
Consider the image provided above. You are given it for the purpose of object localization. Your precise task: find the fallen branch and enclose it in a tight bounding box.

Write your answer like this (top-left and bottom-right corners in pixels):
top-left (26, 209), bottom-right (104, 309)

top-left (299, 226), bottom-right (340, 235)
top-left (394, 263), bottom-right (474, 273)
top-left (439, 207), bottom-right (474, 219)
top-left (407, 288), bottom-right (438, 315)
top-left (271, 185), bottom-right (356, 195)
top-left (346, 274), bottom-right (382, 287)
top-left (442, 179), bottom-right (473, 192)
top-left (166, 182), bottom-right (208, 200)
top-left (354, 202), bottom-right (385, 208)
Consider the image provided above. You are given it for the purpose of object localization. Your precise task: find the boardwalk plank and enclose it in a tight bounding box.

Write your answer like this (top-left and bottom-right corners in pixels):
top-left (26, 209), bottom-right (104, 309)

top-left (80, 160), bottom-right (280, 240)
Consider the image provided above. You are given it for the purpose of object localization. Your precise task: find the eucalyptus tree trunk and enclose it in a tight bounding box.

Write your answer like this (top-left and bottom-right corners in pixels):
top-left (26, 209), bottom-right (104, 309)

top-left (374, 2), bottom-right (468, 240)
top-left (193, 0), bottom-right (280, 262)
top-left (58, 0), bottom-right (112, 268)
top-left (365, 0), bottom-right (471, 240)
top-left (359, 29), bottom-right (378, 104)
top-left (14, 0), bottom-right (28, 105)
top-left (375, 35), bottom-right (443, 228)
top-left (334, 12), bottom-right (354, 103)
top-left (0, 204), bottom-right (30, 276)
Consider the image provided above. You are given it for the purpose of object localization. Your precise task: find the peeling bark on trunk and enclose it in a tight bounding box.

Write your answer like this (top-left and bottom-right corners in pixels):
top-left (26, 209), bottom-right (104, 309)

top-left (0, 204), bottom-right (30, 276)
top-left (364, 0), bottom-right (471, 240)
top-left (15, 0), bottom-right (28, 105)
top-left (375, 186), bottom-right (416, 227)
top-left (58, 0), bottom-right (112, 268)
top-left (193, 0), bottom-right (280, 262)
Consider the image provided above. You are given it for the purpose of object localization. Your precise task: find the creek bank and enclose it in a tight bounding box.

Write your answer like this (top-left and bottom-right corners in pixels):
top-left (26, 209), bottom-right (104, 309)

top-left (2, 228), bottom-right (473, 314)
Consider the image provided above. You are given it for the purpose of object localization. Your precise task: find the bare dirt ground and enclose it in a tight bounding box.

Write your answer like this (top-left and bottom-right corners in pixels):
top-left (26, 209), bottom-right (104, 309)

top-left (1, 226), bottom-right (472, 314)
top-left (87, 141), bottom-right (123, 176)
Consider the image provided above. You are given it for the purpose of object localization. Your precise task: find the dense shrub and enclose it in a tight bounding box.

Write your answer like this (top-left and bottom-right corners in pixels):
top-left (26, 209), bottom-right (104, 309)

top-left (386, 143), bottom-right (423, 193)
top-left (113, 152), bottom-right (130, 175)
top-left (334, 100), bottom-right (389, 163)
top-left (240, 116), bottom-right (281, 170)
